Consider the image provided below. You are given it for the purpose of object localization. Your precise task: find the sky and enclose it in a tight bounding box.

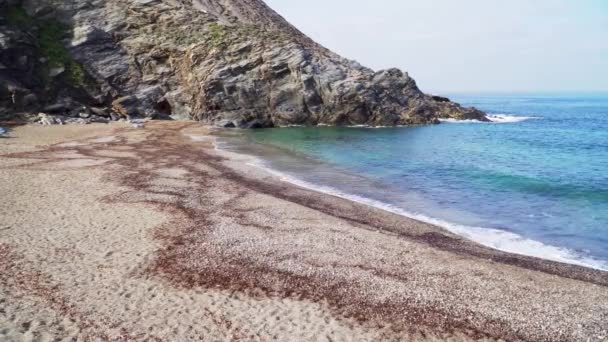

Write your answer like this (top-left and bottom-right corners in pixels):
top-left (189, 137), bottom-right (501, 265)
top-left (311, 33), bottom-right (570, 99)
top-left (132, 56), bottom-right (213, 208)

top-left (264, 0), bottom-right (608, 93)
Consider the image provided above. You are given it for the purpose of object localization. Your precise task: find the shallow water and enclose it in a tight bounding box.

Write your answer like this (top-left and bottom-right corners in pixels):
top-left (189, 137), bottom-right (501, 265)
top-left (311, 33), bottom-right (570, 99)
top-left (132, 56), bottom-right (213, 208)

top-left (216, 93), bottom-right (608, 270)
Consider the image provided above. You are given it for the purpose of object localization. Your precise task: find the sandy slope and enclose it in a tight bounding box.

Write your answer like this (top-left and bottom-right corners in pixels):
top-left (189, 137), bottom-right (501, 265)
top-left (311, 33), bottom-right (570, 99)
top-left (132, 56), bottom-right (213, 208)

top-left (0, 122), bottom-right (607, 341)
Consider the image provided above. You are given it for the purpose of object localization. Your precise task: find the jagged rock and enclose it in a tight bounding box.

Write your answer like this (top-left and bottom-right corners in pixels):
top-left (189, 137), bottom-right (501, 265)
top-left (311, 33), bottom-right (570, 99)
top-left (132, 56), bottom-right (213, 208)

top-left (71, 25), bottom-right (111, 47)
top-left (240, 119), bottom-right (266, 129)
top-left (0, 0), bottom-right (487, 126)
top-left (112, 96), bottom-right (141, 118)
top-left (431, 95), bottom-right (450, 102)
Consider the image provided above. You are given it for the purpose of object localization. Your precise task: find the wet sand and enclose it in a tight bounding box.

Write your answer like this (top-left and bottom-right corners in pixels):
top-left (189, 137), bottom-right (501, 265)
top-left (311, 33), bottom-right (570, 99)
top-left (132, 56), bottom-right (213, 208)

top-left (0, 121), bottom-right (607, 341)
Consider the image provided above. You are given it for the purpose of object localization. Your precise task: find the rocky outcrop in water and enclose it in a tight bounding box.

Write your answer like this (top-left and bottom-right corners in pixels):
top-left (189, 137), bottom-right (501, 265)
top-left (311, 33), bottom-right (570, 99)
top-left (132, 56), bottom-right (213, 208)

top-left (0, 0), bottom-right (488, 126)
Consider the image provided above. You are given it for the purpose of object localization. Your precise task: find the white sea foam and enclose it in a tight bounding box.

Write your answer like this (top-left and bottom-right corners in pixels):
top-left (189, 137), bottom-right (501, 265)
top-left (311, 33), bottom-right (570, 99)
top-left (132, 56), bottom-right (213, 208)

top-left (90, 136), bottom-right (117, 144)
top-left (279, 124), bottom-right (306, 128)
top-left (187, 134), bottom-right (212, 142)
top-left (487, 114), bottom-right (541, 123)
top-left (243, 158), bottom-right (608, 271)
top-left (440, 114), bottom-right (541, 124)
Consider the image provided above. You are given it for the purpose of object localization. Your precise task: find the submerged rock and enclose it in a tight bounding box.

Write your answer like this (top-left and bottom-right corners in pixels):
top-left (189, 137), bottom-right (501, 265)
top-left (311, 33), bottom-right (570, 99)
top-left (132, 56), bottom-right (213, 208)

top-left (0, 0), bottom-right (487, 126)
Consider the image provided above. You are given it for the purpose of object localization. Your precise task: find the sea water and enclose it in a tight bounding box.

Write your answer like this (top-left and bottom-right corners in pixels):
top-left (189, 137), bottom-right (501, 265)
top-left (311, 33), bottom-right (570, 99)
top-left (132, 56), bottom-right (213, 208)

top-left (216, 93), bottom-right (608, 270)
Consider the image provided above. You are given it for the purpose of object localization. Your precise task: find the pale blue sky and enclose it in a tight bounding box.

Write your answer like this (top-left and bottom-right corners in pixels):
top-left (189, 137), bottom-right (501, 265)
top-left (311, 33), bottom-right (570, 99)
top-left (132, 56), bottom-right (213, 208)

top-left (265, 0), bottom-right (608, 93)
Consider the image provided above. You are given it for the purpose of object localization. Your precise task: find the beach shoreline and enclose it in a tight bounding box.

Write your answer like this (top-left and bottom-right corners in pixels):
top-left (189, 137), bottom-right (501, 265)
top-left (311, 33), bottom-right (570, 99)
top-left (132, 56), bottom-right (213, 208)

top-left (1, 122), bottom-right (607, 340)
top-left (212, 127), bottom-right (608, 272)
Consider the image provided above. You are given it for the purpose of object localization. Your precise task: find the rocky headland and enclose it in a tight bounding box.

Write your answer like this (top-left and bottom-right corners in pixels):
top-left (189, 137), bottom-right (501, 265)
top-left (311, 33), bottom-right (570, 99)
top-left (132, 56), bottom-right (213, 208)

top-left (0, 0), bottom-right (488, 127)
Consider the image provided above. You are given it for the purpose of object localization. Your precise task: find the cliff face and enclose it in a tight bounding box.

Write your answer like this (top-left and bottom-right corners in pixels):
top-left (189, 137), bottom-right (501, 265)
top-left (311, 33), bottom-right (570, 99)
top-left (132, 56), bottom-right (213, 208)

top-left (0, 0), bottom-right (488, 126)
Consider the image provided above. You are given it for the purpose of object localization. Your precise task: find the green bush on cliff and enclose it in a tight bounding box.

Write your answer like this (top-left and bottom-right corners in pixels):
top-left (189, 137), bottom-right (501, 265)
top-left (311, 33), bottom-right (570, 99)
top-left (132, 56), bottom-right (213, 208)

top-left (38, 21), bottom-right (68, 68)
top-left (38, 20), bottom-right (86, 86)
top-left (7, 6), bottom-right (86, 87)
top-left (208, 22), bottom-right (227, 47)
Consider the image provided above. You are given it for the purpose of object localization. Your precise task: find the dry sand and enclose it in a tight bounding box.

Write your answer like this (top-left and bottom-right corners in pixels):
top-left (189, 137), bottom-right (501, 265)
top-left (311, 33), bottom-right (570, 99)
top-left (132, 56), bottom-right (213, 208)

top-left (0, 121), bottom-right (607, 341)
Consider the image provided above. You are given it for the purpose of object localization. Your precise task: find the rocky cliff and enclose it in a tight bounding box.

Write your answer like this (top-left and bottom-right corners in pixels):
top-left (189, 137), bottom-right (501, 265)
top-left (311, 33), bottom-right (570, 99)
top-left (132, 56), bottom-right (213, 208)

top-left (0, 0), bottom-right (488, 127)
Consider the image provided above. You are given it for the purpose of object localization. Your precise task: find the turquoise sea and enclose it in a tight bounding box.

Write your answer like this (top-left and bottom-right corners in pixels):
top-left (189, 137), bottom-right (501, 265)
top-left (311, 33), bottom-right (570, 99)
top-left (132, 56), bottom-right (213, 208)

top-left (217, 93), bottom-right (608, 270)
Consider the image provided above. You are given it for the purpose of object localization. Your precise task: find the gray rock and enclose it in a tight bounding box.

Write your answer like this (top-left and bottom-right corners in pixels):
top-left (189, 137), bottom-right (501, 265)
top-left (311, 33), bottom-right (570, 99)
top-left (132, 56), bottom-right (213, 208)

top-left (43, 103), bottom-right (69, 113)
top-left (49, 66), bottom-right (65, 77)
top-left (216, 119), bottom-right (237, 128)
top-left (71, 25), bottom-right (111, 47)
top-left (88, 115), bottom-right (110, 123)
top-left (90, 107), bottom-right (109, 117)
top-left (22, 93), bottom-right (38, 107)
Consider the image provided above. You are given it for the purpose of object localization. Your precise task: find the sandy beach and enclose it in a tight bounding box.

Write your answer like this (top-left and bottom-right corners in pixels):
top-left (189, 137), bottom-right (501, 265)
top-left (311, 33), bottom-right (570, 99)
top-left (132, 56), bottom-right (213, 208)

top-left (1, 121), bottom-right (607, 341)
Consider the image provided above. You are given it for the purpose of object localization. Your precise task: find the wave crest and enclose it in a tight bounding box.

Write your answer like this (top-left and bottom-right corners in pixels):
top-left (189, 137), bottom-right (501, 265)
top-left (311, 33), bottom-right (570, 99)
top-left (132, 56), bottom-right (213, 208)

top-left (440, 114), bottom-right (541, 124)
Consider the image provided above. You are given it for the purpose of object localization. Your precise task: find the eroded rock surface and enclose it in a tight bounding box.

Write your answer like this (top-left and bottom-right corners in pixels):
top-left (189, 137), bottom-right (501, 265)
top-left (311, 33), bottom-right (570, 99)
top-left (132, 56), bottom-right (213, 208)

top-left (0, 0), bottom-right (488, 126)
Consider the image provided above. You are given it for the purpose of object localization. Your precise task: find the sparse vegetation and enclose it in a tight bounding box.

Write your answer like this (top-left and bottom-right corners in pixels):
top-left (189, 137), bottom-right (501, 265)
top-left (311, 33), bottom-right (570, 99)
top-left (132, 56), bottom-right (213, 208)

top-left (6, 6), bottom-right (87, 87)
top-left (37, 20), bottom-right (86, 86)
top-left (38, 21), bottom-right (69, 69)
top-left (139, 20), bottom-right (234, 49)
top-left (208, 22), bottom-right (227, 48)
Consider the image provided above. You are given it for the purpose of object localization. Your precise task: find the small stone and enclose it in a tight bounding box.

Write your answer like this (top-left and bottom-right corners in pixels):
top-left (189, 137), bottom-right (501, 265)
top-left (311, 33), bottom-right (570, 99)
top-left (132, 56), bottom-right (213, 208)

top-left (49, 66), bottom-right (65, 77)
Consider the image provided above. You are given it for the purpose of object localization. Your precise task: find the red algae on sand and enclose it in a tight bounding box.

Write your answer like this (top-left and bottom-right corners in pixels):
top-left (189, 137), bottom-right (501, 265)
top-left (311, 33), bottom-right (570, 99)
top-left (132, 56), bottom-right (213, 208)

top-left (2, 122), bottom-right (607, 341)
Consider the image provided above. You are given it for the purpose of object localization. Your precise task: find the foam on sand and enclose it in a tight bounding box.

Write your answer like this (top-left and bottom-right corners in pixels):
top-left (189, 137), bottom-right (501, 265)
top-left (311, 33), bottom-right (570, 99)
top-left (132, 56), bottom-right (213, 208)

top-left (90, 136), bottom-right (117, 144)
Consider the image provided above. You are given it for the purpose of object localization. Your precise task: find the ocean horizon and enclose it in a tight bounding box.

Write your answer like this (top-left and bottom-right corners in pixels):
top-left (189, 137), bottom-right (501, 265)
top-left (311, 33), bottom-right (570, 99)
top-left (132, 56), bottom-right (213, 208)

top-left (217, 92), bottom-right (608, 270)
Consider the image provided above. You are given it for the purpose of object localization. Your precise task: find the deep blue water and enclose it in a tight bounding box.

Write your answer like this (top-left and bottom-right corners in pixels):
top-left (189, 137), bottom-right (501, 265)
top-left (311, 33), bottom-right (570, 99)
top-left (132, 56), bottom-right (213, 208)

top-left (219, 93), bottom-right (608, 269)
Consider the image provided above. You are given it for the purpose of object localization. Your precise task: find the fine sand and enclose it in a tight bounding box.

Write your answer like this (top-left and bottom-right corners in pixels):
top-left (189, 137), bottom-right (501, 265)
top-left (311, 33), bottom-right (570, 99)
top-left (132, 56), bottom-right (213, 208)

top-left (0, 121), bottom-right (607, 341)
